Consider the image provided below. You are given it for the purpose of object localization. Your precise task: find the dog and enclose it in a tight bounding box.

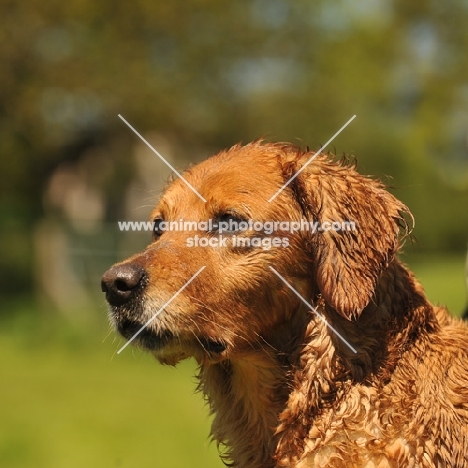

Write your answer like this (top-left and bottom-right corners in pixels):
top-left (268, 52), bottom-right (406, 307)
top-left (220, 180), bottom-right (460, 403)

top-left (101, 141), bottom-right (468, 467)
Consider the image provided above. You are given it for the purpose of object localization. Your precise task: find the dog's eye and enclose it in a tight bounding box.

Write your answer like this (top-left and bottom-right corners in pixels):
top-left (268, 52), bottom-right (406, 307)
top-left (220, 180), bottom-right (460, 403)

top-left (153, 218), bottom-right (165, 239)
top-left (212, 213), bottom-right (247, 234)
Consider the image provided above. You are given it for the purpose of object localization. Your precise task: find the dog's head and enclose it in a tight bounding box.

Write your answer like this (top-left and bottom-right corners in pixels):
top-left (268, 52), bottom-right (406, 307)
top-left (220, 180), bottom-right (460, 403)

top-left (101, 142), bottom-right (411, 364)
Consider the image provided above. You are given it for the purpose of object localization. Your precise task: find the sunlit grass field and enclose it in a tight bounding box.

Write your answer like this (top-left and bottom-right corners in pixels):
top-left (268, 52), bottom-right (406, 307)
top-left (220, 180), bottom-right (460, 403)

top-left (0, 316), bottom-right (224, 468)
top-left (1, 254), bottom-right (466, 468)
top-left (403, 253), bottom-right (467, 315)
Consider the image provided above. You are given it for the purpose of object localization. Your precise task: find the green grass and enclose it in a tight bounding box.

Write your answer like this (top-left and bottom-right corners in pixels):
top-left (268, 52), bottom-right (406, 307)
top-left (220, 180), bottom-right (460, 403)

top-left (404, 253), bottom-right (467, 316)
top-left (0, 316), bottom-right (224, 468)
top-left (0, 254), bottom-right (466, 468)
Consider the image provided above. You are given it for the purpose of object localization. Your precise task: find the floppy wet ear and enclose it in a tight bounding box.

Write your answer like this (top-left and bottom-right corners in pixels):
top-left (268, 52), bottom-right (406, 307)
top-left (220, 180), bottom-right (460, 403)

top-left (286, 155), bottom-right (412, 320)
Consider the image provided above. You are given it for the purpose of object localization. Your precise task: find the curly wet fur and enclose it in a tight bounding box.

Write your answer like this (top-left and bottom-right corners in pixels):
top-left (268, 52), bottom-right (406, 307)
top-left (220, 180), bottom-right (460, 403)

top-left (103, 141), bottom-right (468, 467)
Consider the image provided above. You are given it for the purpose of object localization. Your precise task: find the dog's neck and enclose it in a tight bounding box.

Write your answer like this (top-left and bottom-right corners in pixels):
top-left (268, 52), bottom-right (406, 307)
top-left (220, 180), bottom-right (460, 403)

top-left (200, 355), bottom-right (286, 467)
top-left (198, 310), bottom-right (309, 468)
top-left (198, 260), bottom-right (436, 468)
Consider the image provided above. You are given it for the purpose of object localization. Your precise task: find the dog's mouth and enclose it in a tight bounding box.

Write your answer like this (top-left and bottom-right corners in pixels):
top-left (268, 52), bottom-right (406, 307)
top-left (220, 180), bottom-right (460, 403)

top-left (117, 319), bottom-right (227, 356)
top-left (117, 319), bottom-right (174, 351)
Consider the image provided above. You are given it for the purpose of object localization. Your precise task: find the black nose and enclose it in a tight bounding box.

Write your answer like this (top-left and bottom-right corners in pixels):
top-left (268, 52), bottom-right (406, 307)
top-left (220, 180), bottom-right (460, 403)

top-left (101, 264), bottom-right (146, 306)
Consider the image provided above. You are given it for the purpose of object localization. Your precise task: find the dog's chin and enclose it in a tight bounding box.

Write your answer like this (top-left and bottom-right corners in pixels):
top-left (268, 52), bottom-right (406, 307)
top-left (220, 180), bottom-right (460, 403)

top-left (153, 337), bottom-right (229, 366)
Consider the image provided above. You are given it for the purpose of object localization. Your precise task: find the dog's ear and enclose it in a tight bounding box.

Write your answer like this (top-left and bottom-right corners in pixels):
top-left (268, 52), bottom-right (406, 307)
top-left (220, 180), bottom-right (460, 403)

top-left (283, 153), bottom-right (412, 321)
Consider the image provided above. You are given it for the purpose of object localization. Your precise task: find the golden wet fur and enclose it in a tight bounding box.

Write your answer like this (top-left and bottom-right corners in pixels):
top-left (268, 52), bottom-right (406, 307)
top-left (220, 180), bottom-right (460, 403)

top-left (102, 142), bottom-right (468, 467)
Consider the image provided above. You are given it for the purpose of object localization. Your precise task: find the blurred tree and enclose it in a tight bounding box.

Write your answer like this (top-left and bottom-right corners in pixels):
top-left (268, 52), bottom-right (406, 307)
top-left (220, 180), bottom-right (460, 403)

top-left (0, 0), bottom-right (467, 304)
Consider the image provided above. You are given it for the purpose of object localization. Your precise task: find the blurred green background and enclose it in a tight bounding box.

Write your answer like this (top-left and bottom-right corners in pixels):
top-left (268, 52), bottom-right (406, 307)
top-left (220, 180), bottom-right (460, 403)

top-left (1, 1), bottom-right (467, 467)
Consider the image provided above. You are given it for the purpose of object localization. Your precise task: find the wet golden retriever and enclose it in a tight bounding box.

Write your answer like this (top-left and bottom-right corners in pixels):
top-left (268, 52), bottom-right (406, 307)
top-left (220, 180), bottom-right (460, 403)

top-left (102, 142), bottom-right (468, 467)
